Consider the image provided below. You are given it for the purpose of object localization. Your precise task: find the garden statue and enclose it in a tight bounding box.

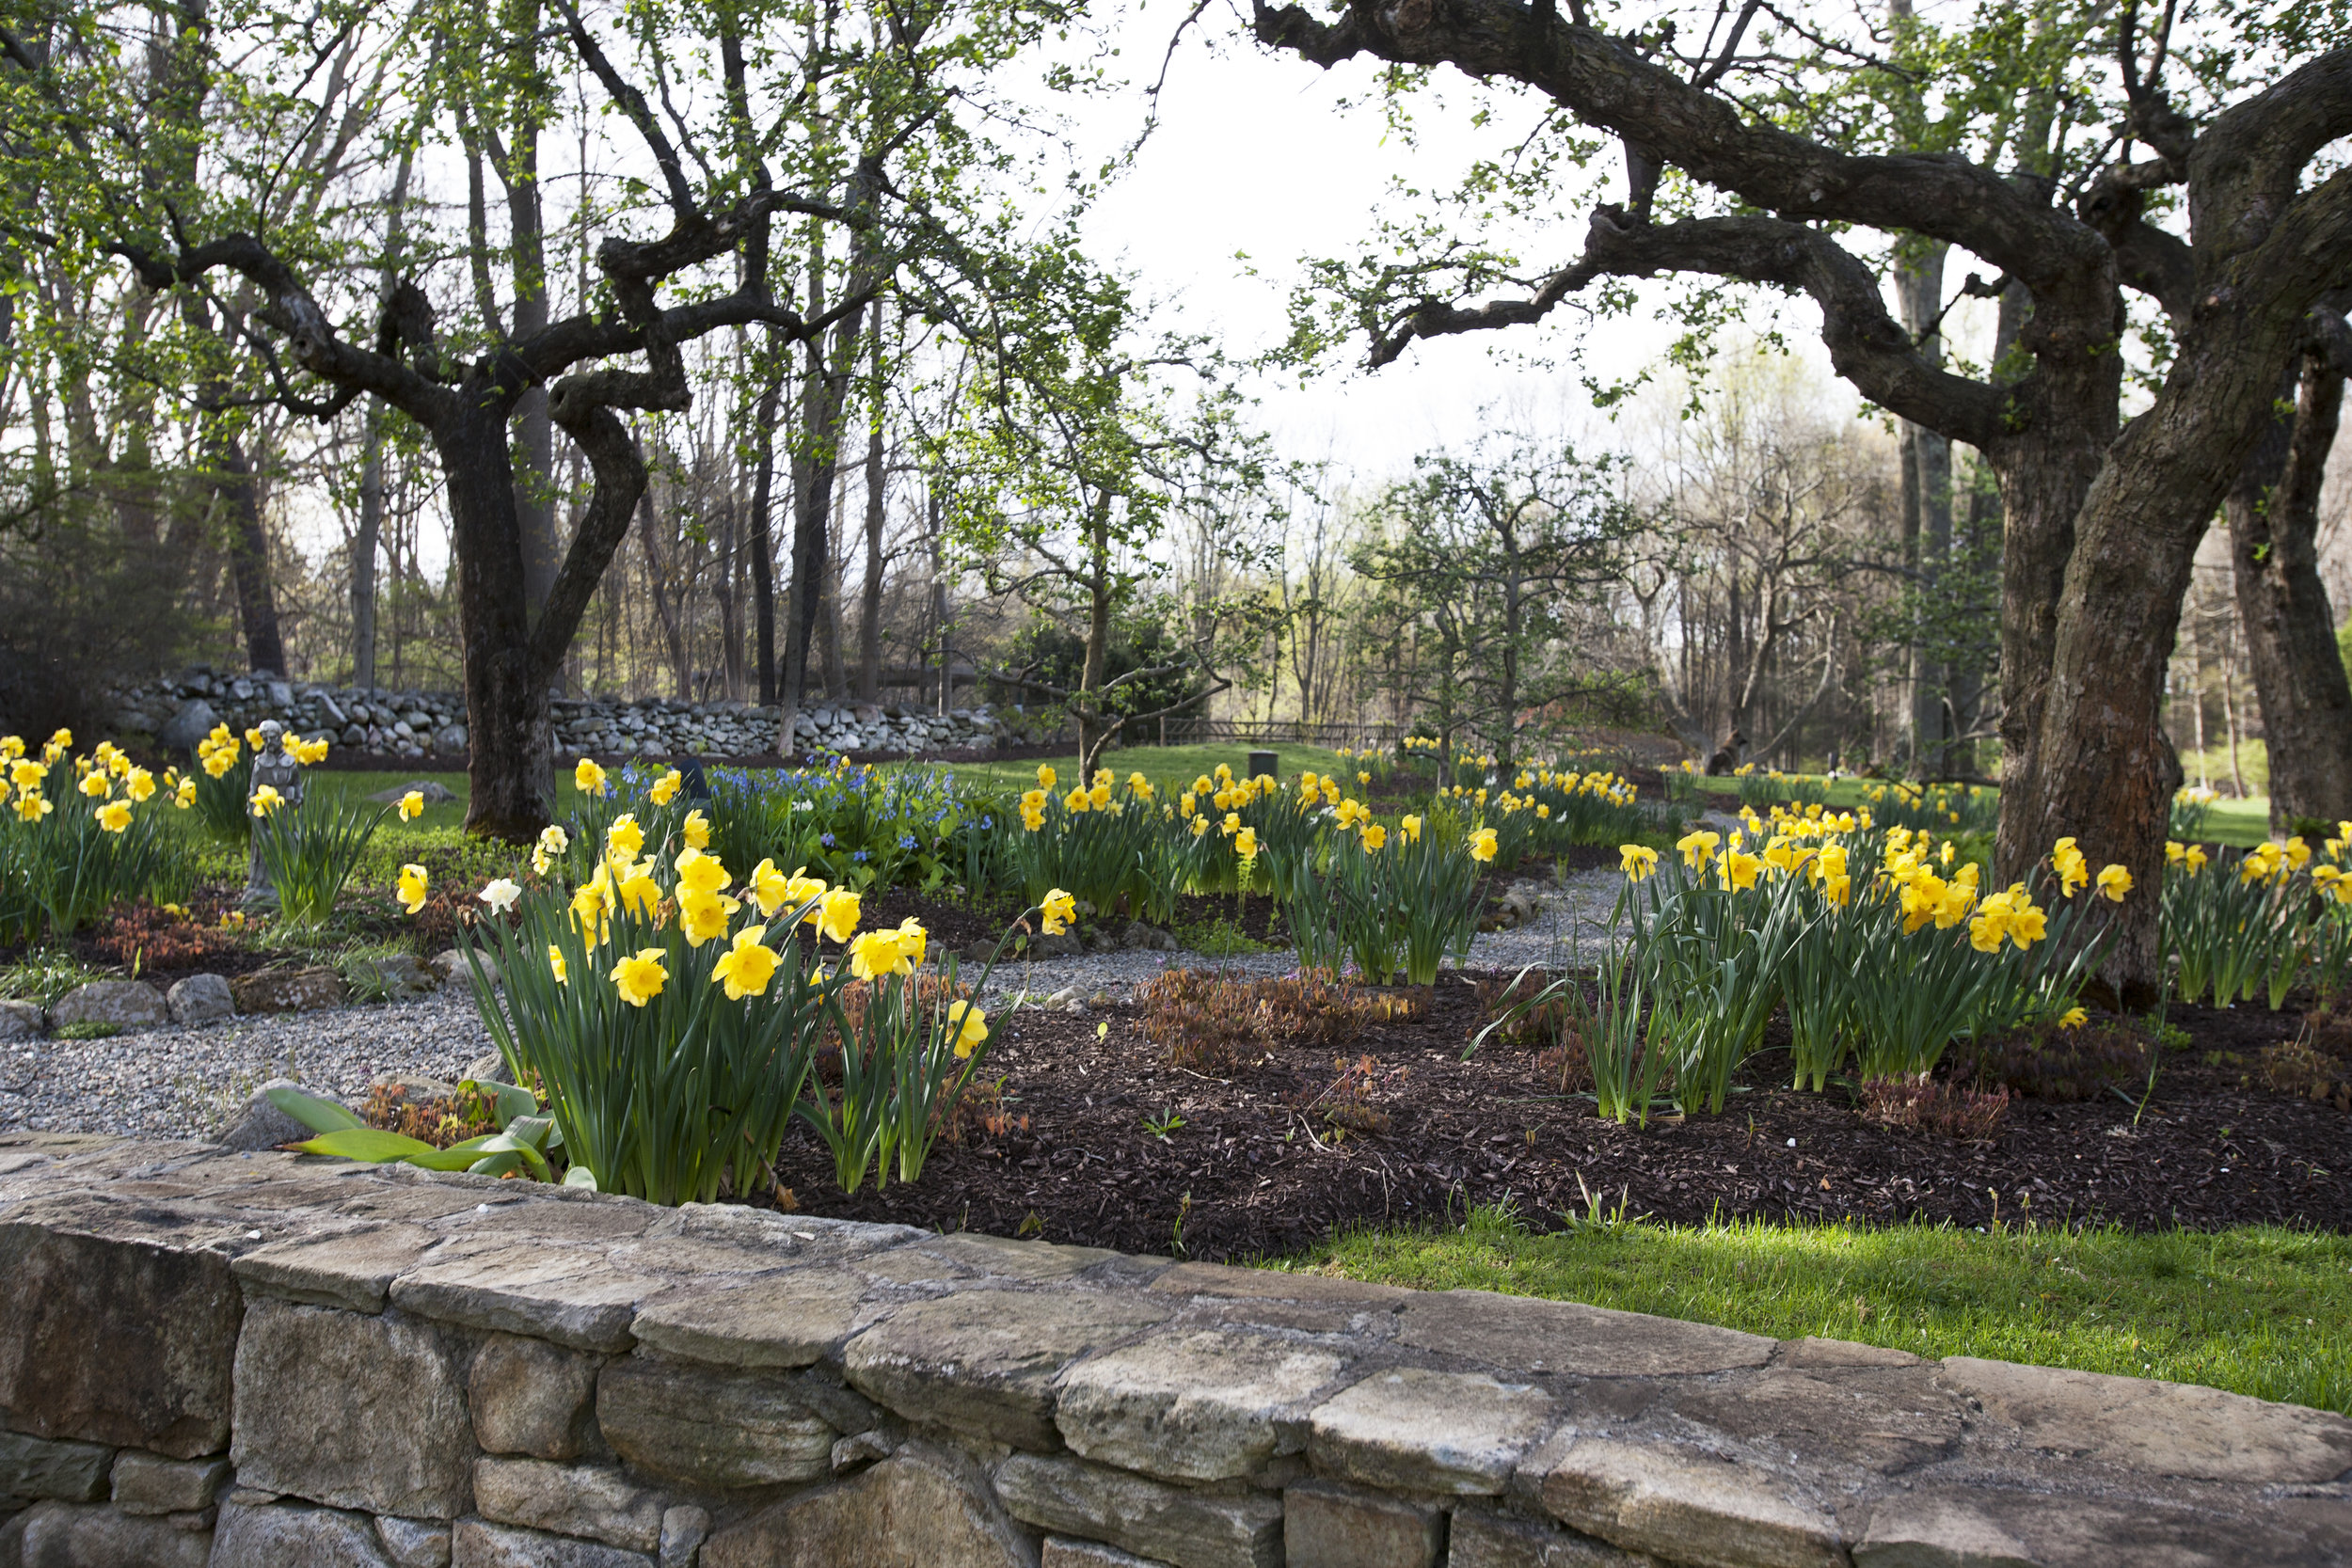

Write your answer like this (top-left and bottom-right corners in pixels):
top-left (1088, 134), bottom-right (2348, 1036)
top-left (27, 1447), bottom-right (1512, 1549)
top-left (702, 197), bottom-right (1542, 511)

top-left (244, 720), bottom-right (302, 907)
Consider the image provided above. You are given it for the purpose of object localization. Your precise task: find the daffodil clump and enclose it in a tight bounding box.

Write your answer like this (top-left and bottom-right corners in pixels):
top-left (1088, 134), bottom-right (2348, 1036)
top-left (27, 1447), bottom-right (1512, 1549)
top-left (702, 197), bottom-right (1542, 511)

top-left (1009, 762), bottom-right (1173, 914)
top-left (1587, 821), bottom-right (2131, 1117)
top-left (2162, 826), bottom-right (2352, 1007)
top-left (0, 731), bottom-right (193, 940)
top-left (243, 736), bottom-right (426, 933)
top-left (463, 803), bottom-right (1045, 1204)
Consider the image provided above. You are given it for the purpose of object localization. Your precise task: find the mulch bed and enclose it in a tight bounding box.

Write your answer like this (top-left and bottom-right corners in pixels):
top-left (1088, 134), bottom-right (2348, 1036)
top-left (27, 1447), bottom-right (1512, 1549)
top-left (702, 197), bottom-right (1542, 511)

top-left (768, 973), bottom-right (2349, 1260)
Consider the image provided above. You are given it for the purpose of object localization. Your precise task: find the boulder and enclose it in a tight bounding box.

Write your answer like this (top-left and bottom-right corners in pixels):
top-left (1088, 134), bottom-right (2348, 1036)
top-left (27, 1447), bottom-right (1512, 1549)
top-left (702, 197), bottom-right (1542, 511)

top-left (231, 967), bottom-right (348, 1015)
top-left (6, 1500), bottom-right (215, 1568)
top-left (0, 1431), bottom-right (114, 1510)
top-left (433, 724), bottom-right (469, 752)
top-left (212, 1077), bottom-right (352, 1152)
top-left (156, 697), bottom-right (220, 752)
top-left (0, 999), bottom-right (43, 1039)
top-left (49, 979), bottom-right (167, 1033)
top-left (166, 974), bottom-right (235, 1026)
top-left (432, 949), bottom-right (499, 990)
top-left (343, 954), bottom-right (435, 1003)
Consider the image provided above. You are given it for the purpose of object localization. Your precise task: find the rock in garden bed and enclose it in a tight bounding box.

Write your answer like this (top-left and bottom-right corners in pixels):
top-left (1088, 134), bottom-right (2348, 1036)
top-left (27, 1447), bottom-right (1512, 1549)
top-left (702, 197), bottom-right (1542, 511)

top-left (763, 977), bottom-right (2349, 1262)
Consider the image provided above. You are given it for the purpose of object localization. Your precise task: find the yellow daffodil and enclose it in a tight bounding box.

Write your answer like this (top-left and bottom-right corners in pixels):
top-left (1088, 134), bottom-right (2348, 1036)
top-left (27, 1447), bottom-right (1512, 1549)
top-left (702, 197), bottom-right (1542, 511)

top-left (397, 790), bottom-right (425, 821)
top-left (292, 736), bottom-right (330, 765)
top-left (124, 768), bottom-right (155, 802)
top-left (1358, 823), bottom-right (1386, 852)
top-left (249, 785), bottom-right (284, 817)
top-left (243, 726), bottom-right (262, 751)
top-left (1235, 826), bottom-right (1260, 859)
top-left (1064, 786), bottom-right (1091, 814)
top-left (649, 769), bottom-right (683, 805)
top-left (8, 758), bottom-right (45, 790)
top-left (1620, 844), bottom-right (1659, 881)
top-left (746, 858), bottom-right (791, 918)
top-left (850, 927), bottom-right (911, 980)
top-left (202, 750), bottom-right (234, 779)
top-left (1400, 814), bottom-right (1422, 843)
top-left (1041, 888), bottom-right (1076, 935)
top-left (396, 863), bottom-right (429, 914)
top-left (2094, 864), bottom-right (2132, 903)
top-left (1720, 849), bottom-right (1762, 891)
top-left (949, 1001), bottom-right (990, 1058)
top-left (674, 847), bottom-right (730, 897)
top-left (173, 779), bottom-right (197, 809)
top-left (2058, 1006), bottom-right (2088, 1029)
top-left (677, 889), bottom-right (738, 946)
top-left (77, 771), bottom-right (109, 799)
top-left (94, 800), bottom-right (131, 832)
top-left (615, 867), bottom-right (663, 918)
top-left (816, 887), bottom-right (862, 943)
top-left (1037, 764), bottom-right (1057, 791)
top-left (576, 758), bottom-right (609, 796)
top-left (1088, 783), bottom-right (1112, 811)
top-left (1470, 828), bottom-right (1499, 863)
top-left (2051, 837), bottom-right (2089, 896)
top-left (682, 809), bottom-right (711, 849)
top-left (1128, 771), bottom-right (1153, 800)
top-left (2284, 836), bottom-right (2312, 871)
top-left (712, 927), bottom-right (780, 999)
top-left (1189, 815), bottom-right (1209, 837)
top-left (1676, 829), bottom-right (1719, 869)
top-left (603, 815), bottom-right (644, 860)
top-left (610, 948), bottom-right (669, 1006)
top-left (13, 792), bottom-right (49, 822)
top-left (548, 945), bottom-right (569, 984)
top-left (1535, 802), bottom-right (1550, 819)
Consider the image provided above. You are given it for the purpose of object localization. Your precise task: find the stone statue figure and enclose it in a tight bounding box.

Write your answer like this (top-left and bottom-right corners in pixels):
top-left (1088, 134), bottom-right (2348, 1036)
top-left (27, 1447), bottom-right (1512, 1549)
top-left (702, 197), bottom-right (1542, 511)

top-left (244, 721), bottom-right (304, 907)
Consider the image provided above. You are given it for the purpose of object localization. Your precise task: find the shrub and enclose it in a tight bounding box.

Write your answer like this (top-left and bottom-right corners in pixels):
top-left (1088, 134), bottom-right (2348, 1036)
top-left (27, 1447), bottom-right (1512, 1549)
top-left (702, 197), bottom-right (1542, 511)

top-left (1959, 1017), bottom-right (2149, 1101)
top-left (87, 899), bottom-right (248, 971)
top-left (1859, 1075), bottom-right (2010, 1141)
top-left (1135, 968), bottom-right (1396, 1074)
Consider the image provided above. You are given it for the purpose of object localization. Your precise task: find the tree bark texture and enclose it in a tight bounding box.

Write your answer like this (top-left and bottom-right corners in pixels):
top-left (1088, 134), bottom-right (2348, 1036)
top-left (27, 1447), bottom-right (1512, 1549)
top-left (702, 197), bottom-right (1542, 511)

top-left (2227, 345), bottom-right (2352, 833)
top-left (214, 433), bottom-right (286, 676)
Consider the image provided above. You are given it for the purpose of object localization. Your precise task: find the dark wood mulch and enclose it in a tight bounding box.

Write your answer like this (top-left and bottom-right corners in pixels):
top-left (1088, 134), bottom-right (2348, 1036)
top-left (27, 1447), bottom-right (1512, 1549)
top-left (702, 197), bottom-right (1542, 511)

top-left (767, 975), bottom-right (2348, 1260)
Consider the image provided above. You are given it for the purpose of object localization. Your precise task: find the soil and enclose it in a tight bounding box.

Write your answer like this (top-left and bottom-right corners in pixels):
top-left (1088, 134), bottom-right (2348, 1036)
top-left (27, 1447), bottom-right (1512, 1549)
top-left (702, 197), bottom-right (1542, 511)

top-left (768, 971), bottom-right (2350, 1261)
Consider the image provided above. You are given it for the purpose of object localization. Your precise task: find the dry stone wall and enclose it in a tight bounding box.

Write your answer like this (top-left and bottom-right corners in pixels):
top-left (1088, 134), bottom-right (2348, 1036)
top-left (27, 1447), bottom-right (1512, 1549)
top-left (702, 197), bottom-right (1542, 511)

top-left (0, 1132), bottom-right (2346, 1568)
top-left (108, 671), bottom-right (1029, 763)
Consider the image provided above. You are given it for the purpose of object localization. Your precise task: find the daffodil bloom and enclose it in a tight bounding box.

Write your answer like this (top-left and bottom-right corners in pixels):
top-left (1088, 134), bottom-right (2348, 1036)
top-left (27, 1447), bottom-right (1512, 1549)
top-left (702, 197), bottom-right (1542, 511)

top-left (1358, 824), bottom-right (1385, 852)
top-left (677, 889), bottom-right (738, 946)
top-left (1192, 774), bottom-right (1214, 796)
top-left (94, 800), bottom-right (131, 832)
top-left (1620, 844), bottom-right (1659, 881)
top-left (850, 927), bottom-right (911, 980)
top-left (1321, 779), bottom-right (1341, 805)
top-left (2058, 1006), bottom-right (2088, 1029)
top-left (1037, 764), bottom-right (1057, 791)
top-left (1676, 829), bottom-right (1720, 870)
top-left (1041, 888), bottom-right (1076, 935)
top-left (1189, 815), bottom-right (1209, 838)
top-left (243, 727), bottom-right (263, 751)
top-left (396, 863), bottom-right (429, 914)
top-left (1469, 828), bottom-right (1499, 863)
top-left (712, 927), bottom-right (781, 999)
top-left (1300, 771), bottom-right (1321, 794)
top-left (2165, 841), bottom-right (2185, 864)
top-left (249, 785), bottom-right (284, 817)
top-left (77, 770), bottom-right (109, 799)
top-left (1357, 771), bottom-right (1371, 786)
top-left (0, 736), bottom-right (18, 759)
top-left (1400, 815), bottom-right (1422, 843)
top-left (602, 814), bottom-right (644, 859)
top-left (615, 868), bottom-right (663, 918)
top-left (1535, 802), bottom-right (1550, 819)
top-left (8, 758), bottom-right (45, 790)
top-left (2284, 836), bottom-right (2312, 871)
top-left (949, 1000), bottom-right (990, 1059)
top-left (649, 769), bottom-right (683, 805)
top-left (1235, 826), bottom-right (1261, 858)
top-left (1720, 849), bottom-right (1762, 891)
top-left (576, 758), bottom-right (609, 796)
top-left (547, 944), bottom-right (569, 984)
top-left (610, 948), bottom-right (669, 1006)
top-left (1128, 772), bottom-right (1153, 799)
top-left (173, 779), bottom-right (197, 809)
top-left (2051, 837), bottom-right (2089, 896)
top-left (816, 888), bottom-right (862, 943)
top-left (479, 879), bottom-right (522, 913)
top-left (1334, 799), bottom-right (1368, 830)
top-left (13, 792), bottom-right (49, 822)
top-left (674, 847), bottom-right (730, 897)
top-left (1064, 786), bottom-right (1091, 814)
top-left (539, 823), bottom-right (569, 856)
top-left (124, 768), bottom-right (155, 802)
top-left (745, 858), bottom-right (792, 918)
top-left (202, 750), bottom-right (234, 779)
top-left (293, 736), bottom-right (330, 765)
top-left (682, 809), bottom-right (711, 849)
top-left (2094, 863), bottom-right (2132, 902)
top-left (571, 879), bottom-right (612, 943)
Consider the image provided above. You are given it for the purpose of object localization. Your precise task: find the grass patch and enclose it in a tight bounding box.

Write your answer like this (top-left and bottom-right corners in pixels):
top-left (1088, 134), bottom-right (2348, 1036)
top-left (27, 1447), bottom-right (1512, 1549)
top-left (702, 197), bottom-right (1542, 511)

top-left (1279, 1205), bottom-right (2352, 1414)
top-left (1685, 773), bottom-right (2274, 848)
top-left (0, 951), bottom-right (107, 1005)
top-left (945, 743), bottom-right (1359, 799)
top-left (55, 1020), bottom-right (125, 1040)
top-left (1170, 914), bottom-right (1274, 958)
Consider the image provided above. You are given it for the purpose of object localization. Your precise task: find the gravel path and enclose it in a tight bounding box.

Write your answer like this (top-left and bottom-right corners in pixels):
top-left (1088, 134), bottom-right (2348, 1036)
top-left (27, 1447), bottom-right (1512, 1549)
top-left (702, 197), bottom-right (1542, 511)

top-left (0, 990), bottom-right (497, 1141)
top-left (3, 868), bottom-right (1633, 1137)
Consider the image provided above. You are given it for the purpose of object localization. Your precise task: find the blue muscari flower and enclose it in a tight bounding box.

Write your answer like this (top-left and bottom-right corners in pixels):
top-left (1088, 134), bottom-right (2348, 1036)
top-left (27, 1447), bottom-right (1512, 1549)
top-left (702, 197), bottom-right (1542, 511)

top-left (852, 850), bottom-right (870, 862)
top-left (898, 835), bottom-right (915, 849)
top-left (820, 833), bottom-right (835, 847)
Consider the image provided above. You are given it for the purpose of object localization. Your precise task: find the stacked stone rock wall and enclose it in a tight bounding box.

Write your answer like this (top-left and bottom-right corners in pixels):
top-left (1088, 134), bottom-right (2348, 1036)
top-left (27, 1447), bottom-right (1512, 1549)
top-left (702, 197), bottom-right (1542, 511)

top-left (1, 1133), bottom-right (2346, 1568)
top-left (105, 670), bottom-right (1043, 764)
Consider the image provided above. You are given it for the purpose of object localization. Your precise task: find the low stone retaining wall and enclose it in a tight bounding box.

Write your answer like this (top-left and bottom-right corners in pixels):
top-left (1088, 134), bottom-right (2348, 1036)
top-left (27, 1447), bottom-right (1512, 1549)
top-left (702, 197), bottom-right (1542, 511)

top-left (1, 1134), bottom-right (2345, 1568)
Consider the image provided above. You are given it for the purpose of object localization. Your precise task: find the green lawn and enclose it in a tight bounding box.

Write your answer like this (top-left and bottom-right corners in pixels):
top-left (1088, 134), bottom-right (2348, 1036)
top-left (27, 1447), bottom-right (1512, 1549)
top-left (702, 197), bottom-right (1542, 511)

top-left (1277, 1207), bottom-right (2352, 1413)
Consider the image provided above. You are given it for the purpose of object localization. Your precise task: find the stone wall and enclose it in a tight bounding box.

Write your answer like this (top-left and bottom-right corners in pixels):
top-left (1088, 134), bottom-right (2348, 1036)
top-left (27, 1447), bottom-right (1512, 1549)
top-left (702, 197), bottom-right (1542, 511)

top-left (1, 1134), bottom-right (2345, 1568)
top-left (107, 671), bottom-right (1034, 764)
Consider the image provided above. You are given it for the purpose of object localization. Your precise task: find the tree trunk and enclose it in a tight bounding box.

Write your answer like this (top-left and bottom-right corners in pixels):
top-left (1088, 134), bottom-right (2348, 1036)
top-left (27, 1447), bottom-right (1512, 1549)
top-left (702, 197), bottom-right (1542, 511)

top-left (443, 402), bottom-right (554, 840)
top-left (215, 434), bottom-right (286, 676)
top-left (858, 320), bottom-right (887, 703)
top-left (2228, 353), bottom-right (2352, 834)
top-left (1077, 491), bottom-right (1113, 776)
top-left (354, 402), bottom-right (384, 689)
top-left (748, 358), bottom-right (785, 705)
